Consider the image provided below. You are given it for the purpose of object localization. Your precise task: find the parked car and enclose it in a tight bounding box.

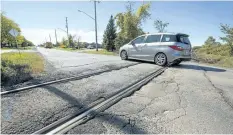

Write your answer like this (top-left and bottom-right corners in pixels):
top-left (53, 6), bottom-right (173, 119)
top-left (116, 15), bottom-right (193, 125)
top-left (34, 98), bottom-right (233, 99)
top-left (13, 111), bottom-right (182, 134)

top-left (87, 45), bottom-right (94, 49)
top-left (119, 33), bottom-right (192, 66)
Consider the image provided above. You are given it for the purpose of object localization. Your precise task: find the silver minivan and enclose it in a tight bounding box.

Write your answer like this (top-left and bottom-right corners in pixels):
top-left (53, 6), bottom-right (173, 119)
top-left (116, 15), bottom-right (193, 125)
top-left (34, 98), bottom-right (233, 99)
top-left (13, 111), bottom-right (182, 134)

top-left (119, 33), bottom-right (192, 66)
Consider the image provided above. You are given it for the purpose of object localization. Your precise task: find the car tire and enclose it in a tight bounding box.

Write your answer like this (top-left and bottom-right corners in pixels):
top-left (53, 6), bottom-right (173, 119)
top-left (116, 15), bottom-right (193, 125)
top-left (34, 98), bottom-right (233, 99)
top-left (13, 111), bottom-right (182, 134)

top-left (155, 53), bottom-right (167, 66)
top-left (120, 50), bottom-right (128, 60)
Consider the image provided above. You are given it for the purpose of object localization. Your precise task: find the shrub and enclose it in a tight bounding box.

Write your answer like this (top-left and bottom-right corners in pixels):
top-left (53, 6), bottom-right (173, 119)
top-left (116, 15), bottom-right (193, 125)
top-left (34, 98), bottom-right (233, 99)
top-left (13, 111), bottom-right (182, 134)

top-left (1, 52), bottom-right (44, 86)
top-left (1, 59), bottom-right (32, 86)
top-left (44, 42), bottom-right (53, 48)
top-left (59, 44), bottom-right (66, 48)
top-left (195, 45), bottom-right (231, 57)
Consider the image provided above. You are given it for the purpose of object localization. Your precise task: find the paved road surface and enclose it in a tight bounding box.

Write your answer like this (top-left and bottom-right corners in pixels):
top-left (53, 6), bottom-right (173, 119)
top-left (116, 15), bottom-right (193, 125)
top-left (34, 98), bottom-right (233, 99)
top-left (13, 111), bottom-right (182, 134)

top-left (1, 48), bottom-right (233, 134)
top-left (68, 62), bottom-right (233, 134)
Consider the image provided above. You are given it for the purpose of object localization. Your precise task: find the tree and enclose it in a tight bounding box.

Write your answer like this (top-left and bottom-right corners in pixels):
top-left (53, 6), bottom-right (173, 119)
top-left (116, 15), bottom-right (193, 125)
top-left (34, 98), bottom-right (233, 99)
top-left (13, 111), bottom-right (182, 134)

top-left (16, 35), bottom-right (25, 46)
top-left (24, 40), bottom-right (34, 46)
top-left (44, 42), bottom-right (53, 48)
top-left (220, 24), bottom-right (233, 55)
top-left (1, 14), bottom-right (21, 47)
top-left (102, 15), bottom-right (117, 51)
top-left (68, 34), bottom-right (76, 48)
top-left (61, 38), bottom-right (68, 47)
top-left (76, 36), bottom-right (81, 49)
top-left (154, 19), bottom-right (169, 33)
top-left (204, 36), bottom-right (217, 47)
top-left (114, 2), bottom-right (151, 50)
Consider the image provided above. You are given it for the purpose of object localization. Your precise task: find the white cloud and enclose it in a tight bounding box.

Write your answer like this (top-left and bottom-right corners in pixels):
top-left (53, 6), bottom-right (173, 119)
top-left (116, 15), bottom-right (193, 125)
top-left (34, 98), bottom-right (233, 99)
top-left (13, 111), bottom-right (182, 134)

top-left (21, 28), bottom-right (103, 45)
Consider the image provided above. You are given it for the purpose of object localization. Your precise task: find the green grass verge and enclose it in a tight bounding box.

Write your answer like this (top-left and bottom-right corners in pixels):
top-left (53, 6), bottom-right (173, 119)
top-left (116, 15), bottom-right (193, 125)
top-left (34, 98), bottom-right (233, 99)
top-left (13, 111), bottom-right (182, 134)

top-left (1, 48), bottom-right (12, 50)
top-left (1, 46), bottom-right (35, 50)
top-left (82, 49), bottom-right (117, 56)
top-left (194, 52), bottom-right (233, 68)
top-left (54, 47), bottom-right (76, 51)
top-left (54, 47), bottom-right (86, 51)
top-left (1, 52), bottom-right (44, 86)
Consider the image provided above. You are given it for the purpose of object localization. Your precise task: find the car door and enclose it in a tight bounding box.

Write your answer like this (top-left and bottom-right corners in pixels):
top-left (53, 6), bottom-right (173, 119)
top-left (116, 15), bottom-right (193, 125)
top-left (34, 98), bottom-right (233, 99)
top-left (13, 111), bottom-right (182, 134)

top-left (141, 34), bottom-right (162, 61)
top-left (128, 35), bottom-right (146, 59)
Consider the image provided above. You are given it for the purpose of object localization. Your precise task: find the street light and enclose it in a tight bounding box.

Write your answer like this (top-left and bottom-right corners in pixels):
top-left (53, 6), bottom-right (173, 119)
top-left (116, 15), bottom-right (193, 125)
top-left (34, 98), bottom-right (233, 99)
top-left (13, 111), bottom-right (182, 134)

top-left (78, 1), bottom-right (98, 51)
top-left (77, 10), bottom-right (95, 20)
top-left (57, 28), bottom-right (67, 33)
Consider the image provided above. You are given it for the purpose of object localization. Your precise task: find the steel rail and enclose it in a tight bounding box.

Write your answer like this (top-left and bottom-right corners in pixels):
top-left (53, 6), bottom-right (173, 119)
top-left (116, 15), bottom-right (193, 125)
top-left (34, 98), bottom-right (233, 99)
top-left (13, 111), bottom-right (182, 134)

top-left (32, 67), bottom-right (167, 134)
top-left (1, 63), bottom-right (139, 96)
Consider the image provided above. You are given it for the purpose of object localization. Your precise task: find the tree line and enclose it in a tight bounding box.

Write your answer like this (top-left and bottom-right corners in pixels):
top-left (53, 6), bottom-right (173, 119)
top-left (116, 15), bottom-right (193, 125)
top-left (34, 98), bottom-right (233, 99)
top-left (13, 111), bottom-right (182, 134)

top-left (194, 23), bottom-right (233, 57)
top-left (1, 13), bottom-right (35, 48)
top-left (102, 2), bottom-right (169, 52)
top-left (40, 35), bottom-right (101, 49)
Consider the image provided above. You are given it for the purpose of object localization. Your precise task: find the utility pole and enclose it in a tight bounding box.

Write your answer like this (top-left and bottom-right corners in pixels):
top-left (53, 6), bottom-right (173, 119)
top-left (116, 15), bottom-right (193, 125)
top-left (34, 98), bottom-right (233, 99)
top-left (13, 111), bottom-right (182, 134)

top-left (55, 29), bottom-right (58, 46)
top-left (94, 0), bottom-right (98, 51)
top-left (49, 34), bottom-right (51, 42)
top-left (65, 17), bottom-right (70, 47)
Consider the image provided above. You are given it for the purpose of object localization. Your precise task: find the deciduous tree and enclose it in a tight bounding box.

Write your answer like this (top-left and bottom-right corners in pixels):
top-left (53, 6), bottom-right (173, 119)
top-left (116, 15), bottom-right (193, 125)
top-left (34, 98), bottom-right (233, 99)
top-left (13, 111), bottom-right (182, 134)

top-left (114, 2), bottom-right (151, 50)
top-left (204, 36), bottom-right (217, 47)
top-left (220, 24), bottom-right (233, 55)
top-left (154, 19), bottom-right (169, 33)
top-left (1, 14), bottom-right (21, 47)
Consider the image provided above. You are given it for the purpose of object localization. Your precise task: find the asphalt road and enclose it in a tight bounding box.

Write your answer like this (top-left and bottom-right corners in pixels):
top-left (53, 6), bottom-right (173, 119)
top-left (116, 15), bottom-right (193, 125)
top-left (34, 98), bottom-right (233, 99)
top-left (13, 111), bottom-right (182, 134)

top-left (1, 48), bottom-right (233, 134)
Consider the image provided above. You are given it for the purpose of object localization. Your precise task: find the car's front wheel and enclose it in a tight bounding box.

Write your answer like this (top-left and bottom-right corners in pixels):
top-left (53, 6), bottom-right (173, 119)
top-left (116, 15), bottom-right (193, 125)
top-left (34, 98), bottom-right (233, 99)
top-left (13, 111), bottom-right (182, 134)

top-left (155, 53), bottom-right (167, 66)
top-left (120, 50), bottom-right (128, 60)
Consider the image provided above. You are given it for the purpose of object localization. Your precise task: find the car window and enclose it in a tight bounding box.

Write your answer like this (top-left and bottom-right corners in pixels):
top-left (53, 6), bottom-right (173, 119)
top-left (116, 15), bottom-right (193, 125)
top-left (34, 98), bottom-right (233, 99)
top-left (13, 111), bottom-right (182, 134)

top-left (145, 35), bottom-right (161, 43)
top-left (179, 36), bottom-right (191, 44)
top-left (161, 35), bottom-right (177, 42)
top-left (133, 36), bottom-right (146, 44)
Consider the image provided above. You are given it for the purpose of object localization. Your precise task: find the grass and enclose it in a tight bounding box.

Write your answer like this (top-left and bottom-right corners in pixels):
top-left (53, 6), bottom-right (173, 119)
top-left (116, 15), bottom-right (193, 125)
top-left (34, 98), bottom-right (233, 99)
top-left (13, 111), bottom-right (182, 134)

top-left (18, 46), bottom-right (35, 50)
top-left (1, 46), bottom-right (35, 50)
top-left (54, 47), bottom-right (117, 56)
top-left (82, 49), bottom-right (117, 56)
top-left (1, 48), bottom-right (12, 50)
top-left (1, 52), bottom-right (44, 86)
top-left (54, 47), bottom-right (85, 51)
top-left (1, 52), bottom-right (44, 74)
top-left (193, 52), bottom-right (233, 68)
top-left (54, 47), bottom-right (76, 51)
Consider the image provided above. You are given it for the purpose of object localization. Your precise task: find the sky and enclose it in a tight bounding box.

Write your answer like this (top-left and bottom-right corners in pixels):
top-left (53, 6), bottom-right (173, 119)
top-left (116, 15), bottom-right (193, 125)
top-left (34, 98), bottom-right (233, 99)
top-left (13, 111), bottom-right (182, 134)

top-left (2, 1), bottom-right (233, 46)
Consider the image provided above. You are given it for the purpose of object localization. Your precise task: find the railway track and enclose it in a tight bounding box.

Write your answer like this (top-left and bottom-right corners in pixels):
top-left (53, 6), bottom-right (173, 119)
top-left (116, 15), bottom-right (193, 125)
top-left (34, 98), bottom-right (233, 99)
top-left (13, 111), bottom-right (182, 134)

top-left (1, 63), bottom-right (139, 96)
top-left (33, 67), bottom-right (167, 134)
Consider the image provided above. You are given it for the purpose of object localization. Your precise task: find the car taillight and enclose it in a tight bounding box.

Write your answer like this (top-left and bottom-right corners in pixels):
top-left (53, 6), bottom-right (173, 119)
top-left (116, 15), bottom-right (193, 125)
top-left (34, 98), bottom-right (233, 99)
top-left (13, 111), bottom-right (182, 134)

top-left (169, 45), bottom-right (184, 51)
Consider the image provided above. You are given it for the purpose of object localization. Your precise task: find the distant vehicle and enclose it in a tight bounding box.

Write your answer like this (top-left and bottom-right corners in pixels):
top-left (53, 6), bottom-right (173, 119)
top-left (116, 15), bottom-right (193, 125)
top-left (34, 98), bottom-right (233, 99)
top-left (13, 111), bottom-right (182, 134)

top-left (87, 45), bottom-right (94, 49)
top-left (119, 33), bottom-right (192, 66)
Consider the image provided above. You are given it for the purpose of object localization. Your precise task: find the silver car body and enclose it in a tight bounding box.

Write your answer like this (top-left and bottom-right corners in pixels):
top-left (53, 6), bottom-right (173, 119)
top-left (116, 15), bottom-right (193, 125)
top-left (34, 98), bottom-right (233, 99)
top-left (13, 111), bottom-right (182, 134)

top-left (119, 33), bottom-right (192, 64)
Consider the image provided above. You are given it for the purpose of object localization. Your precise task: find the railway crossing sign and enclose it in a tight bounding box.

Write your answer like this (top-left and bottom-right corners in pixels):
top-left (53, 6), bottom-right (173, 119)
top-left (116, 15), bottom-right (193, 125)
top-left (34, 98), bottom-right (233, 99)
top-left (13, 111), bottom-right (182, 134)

top-left (9, 29), bottom-right (19, 37)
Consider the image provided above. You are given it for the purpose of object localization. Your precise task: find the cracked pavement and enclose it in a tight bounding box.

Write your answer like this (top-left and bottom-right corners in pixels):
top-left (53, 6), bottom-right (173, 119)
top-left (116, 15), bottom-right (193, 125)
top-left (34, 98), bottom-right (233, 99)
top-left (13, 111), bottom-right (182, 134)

top-left (1, 48), bottom-right (161, 134)
top-left (1, 48), bottom-right (233, 134)
top-left (67, 62), bottom-right (233, 134)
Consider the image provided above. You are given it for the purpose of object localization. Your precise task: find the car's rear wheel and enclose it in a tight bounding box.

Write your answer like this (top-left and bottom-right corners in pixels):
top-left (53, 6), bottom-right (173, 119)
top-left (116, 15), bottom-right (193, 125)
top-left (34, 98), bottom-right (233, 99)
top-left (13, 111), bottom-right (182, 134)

top-left (120, 50), bottom-right (128, 60)
top-left (155, 53), bottom-right (167, 66)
